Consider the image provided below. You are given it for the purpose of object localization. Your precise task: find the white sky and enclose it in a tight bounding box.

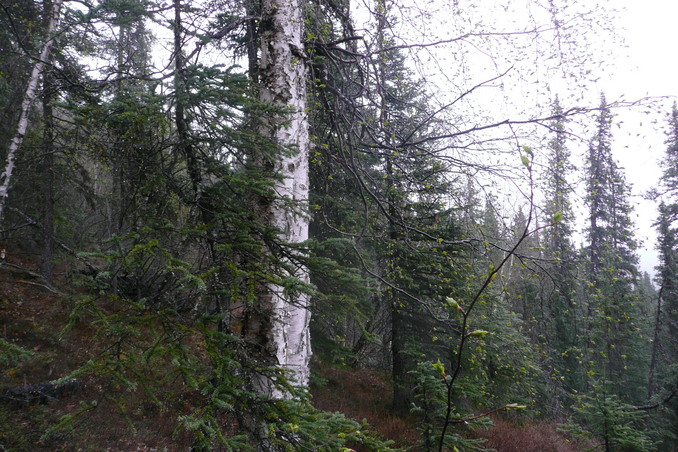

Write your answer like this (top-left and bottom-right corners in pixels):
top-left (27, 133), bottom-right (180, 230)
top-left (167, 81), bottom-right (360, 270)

top-left (603, 0), bottom-right (678, 276)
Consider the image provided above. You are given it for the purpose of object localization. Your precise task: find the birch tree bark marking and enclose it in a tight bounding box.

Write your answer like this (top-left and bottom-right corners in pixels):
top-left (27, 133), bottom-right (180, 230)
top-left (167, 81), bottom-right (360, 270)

top-left (259, 0), bottom-right (311, 392)
top-left (0, 0), bottom-right (63, 225)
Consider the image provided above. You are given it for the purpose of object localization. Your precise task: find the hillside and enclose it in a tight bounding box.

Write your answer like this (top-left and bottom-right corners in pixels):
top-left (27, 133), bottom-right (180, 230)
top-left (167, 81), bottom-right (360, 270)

top-left (0, 251), bottom-right (590, 451)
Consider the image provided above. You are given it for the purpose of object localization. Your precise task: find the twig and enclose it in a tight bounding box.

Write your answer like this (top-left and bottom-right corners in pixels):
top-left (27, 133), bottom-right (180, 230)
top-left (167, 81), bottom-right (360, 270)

top-left (15, 279), bottom-right (64, 295)
top-left (450, 404), bottom-right (525, 424)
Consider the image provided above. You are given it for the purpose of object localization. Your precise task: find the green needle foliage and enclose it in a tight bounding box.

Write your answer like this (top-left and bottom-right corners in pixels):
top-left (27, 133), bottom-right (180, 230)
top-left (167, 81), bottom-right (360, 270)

top-left (2, 0), bottom-right (678, 450)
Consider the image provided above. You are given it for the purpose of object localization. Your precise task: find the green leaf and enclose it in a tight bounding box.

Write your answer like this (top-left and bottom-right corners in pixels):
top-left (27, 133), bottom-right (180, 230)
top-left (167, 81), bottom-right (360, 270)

top-left (469, 330), bottom-right (489, 338)
top-left (506, 403), bottom-right (527, 410)
top-left (432, 359), bottom-right (446, 376)
top-left (446, 297), bottom-right (464, 314)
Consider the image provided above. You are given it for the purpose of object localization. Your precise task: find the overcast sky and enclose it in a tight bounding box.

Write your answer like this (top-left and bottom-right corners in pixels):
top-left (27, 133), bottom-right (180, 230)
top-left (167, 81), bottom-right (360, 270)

top-left (604, 0), bottom-right (678, 276)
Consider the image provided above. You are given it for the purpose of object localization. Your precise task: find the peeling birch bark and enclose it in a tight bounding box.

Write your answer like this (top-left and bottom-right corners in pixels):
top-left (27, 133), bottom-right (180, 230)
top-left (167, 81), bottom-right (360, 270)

top-left (0, 0), bottom-right (63, 225)
top-left (257, 0), bottom-right (312, 395)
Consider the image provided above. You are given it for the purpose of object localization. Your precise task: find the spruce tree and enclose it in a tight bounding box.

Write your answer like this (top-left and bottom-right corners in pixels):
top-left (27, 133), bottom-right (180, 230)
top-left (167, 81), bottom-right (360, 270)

top-left (583, 95), bottom-right (644, 396)
top-left (647, 104), bottom-right (678, 447)
top-left (541, 96), bottom-right (580, 401)
top-left (575, 94), bottom-right (655, 450)
top-left (305, 0), bottom-right (468, 416)
top-left (655, 106), bottom-right (678, 368)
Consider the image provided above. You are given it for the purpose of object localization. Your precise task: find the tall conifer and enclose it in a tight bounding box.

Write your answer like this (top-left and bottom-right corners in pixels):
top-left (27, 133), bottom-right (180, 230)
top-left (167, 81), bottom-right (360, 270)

top-left (542, 96), bottom-right (580, 397)
top-left (583, 94), bottom-right (645, 400)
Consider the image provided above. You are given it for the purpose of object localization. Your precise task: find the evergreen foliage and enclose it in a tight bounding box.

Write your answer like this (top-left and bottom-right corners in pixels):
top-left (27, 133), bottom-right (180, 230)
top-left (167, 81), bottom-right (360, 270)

top-left (1, 0), bottom-right (676, 450)
top-left (582, 95), bottom-right (646, 400)
top-left (647, 103), bottom-right (678, 449)
top-left (568, 392), bottom-right (656, 452)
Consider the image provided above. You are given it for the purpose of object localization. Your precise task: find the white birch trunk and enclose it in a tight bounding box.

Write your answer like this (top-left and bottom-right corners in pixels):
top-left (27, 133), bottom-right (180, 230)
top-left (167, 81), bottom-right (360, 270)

top-left (0, 0), bottom-right (63, 225)
top-left (258, 0), bottom-right (311, 393)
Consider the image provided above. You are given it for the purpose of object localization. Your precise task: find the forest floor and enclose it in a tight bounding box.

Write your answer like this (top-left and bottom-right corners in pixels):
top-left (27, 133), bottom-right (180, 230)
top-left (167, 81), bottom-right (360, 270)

top-left (311, 366), bottom-right (587, 452)
top-left (0, 251), bottom-right (585, 451)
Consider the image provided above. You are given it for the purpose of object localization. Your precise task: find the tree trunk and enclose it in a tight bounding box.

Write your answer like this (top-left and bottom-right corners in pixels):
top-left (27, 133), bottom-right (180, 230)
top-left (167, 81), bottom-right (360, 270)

top-left (388, 152), bottom-right (410, 414)
top-left (173, 0), bottom-right (201, 201)
top-left (372, 0), bottom-right (411, 415)
top-left (0, 0), bottom-right (62, 226)
top-left (250, 0), bottom-right (311, 395)
top-left (41, 69), bottom-right (55, 285)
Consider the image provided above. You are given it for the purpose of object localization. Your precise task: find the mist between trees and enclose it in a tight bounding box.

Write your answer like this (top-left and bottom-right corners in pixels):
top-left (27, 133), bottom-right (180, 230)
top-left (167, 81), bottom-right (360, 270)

top-left (1, 0), bottom-right (676, 450)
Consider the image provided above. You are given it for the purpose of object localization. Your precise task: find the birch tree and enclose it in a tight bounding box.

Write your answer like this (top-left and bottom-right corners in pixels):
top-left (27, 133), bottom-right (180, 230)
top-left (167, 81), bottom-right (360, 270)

top-left (249, 0), bottom-right (312, 395)
top-left (0, 0), bottom-right (63, 225)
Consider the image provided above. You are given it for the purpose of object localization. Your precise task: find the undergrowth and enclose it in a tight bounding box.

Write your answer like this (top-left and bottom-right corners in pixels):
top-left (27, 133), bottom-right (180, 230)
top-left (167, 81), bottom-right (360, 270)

top-left (2, 255), bottom-right (598, 451)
